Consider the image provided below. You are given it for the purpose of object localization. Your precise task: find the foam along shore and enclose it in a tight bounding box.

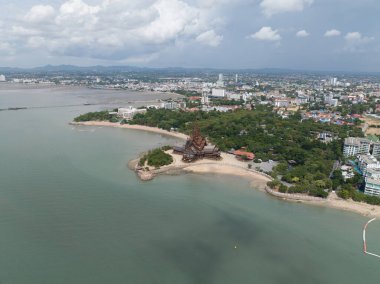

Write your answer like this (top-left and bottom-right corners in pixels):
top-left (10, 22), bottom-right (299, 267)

top-left (70, 121), bottom-right (188, 140)
top-left (73, 121), bottom-right (380, 218)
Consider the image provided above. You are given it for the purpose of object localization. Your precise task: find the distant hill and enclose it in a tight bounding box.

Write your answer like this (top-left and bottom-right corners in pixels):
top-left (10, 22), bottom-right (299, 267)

top-left (0, 65), bottom-right (378, 76)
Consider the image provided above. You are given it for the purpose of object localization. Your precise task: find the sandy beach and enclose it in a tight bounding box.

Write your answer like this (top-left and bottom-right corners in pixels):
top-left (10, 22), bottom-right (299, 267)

top-left (313, 192), bottom-right (380, 218)
top-left (170, 152), bottom-right (271, 191)
top-left (74, 120), bottom-right (380, 218)
top-left (141, 150), bottom-right (380, 218)
top-left (70, 121), bottom-right (188, 140)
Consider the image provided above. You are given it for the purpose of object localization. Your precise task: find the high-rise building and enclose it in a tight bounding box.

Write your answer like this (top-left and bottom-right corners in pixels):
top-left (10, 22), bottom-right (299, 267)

top-left (216, 73), bottom-right (224, 87)
top-left (201, 89), bottom-right (209, 105)
top-left (343, 137), bottom-right (370, 157)
top-left (372, 142), bottom-right (380, 158)
top-left (364, 169), bottom-right (380, 196)
top-left (330, 77), bottom-right (338, 86)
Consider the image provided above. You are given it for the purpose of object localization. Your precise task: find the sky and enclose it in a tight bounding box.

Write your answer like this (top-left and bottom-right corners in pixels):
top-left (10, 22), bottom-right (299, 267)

top-left (0, 0), bottom-right (379, 71)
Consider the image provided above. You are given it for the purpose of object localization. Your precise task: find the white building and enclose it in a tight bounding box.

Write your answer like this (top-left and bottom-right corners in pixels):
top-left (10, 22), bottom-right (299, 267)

top-left (330, 77), bottom-right (338, 86)
top-left (228, 93), bottom-right (242, 100)
top-left (161, 101), bottom-right (186, 110)
top-left (273, 98), bottom-right (290, 108)
top-left (0, 74), bottom-right (5, 82)
top-left (364, 177), bottom-right (380, 196)
top-left (211, 88), bottom-right (225, 98)
top-left (343, 137), bottom-right (371, 157)
top-left (372, 142), bottom-right (380, 159)
top-left (216, 74), bottom-right (224, 88)
top-left (118, 107), bottom-right (147, 120)
top-left (357, 154), bottom-right (380, 176)
top-left (324, 93), bottom-right (338, 107)
top-left (296, 96), bottom-right (308, 105)
top-left (365, 168), bottom-right (380, 196)
top-left (201, 90), bottom-right (209, 105)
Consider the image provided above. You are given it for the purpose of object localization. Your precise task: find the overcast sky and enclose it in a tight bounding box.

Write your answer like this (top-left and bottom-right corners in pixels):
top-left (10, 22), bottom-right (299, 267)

top-left (0, 0), bottom-right (379, 71)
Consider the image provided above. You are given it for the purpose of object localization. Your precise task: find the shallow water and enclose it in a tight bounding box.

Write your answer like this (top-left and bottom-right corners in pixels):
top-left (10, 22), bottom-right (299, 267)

top-left (0, 86), bottom-right (379, 284)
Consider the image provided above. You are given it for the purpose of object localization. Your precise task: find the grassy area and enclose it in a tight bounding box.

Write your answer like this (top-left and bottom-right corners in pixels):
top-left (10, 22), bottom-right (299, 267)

top-left (139, 148), bottom-right (173, 168)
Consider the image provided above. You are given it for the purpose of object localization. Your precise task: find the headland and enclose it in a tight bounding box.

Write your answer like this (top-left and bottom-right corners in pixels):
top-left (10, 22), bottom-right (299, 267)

top-left (72, 120), bottom-right (380, 218)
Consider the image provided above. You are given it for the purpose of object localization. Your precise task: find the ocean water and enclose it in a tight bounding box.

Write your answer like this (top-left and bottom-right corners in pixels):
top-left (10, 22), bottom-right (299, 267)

top-left (0, 86), bottom-right (380, 284)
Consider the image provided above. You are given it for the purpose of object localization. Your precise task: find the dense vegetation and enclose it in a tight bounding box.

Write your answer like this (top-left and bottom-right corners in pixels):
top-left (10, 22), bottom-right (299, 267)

top-left (139, 148), bottom-right (173, 168)
top-left (211, 99), bottom-right (244, 106)
top-left (174, 90), bottom-right (201, 97)
top-left (130, 106), bottom-right (365, 198)
top-left (74, 110), bottom-right (118, 122)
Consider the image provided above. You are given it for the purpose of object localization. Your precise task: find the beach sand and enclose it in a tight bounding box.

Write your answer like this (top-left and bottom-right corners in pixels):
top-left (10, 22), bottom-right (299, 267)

top-left (73, 120), bottom-right (380, 218)
top-left (70, 121), bottom-right (188, 140)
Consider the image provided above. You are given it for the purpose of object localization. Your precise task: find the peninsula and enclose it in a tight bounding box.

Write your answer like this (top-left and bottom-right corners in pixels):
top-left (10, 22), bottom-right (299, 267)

top-left (72, 106), bottom-right (380, 218)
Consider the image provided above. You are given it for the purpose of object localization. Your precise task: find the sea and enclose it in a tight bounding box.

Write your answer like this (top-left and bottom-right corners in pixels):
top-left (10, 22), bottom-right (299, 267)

top-left (0, 84), bottom-right (380, 284)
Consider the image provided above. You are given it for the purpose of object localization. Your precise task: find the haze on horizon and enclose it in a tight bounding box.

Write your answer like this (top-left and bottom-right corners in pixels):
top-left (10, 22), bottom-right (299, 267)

top-left (0, 0), bottom-right (379, 72)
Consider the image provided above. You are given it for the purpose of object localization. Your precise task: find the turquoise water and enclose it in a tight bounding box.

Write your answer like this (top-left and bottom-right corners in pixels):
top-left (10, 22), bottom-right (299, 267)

top-left (0, 87), bottom-right (380, 284)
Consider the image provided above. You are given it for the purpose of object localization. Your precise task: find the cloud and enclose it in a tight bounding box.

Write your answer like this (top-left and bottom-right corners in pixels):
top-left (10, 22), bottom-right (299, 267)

top-left (24, 5), bottom-right (55, 23)
top-left (248, 26), bottom-right (281, 41)
top-left (0, 42), bottom-right (14, 55)
top-left (196, 30), bottom-right (223, 47)
top-left (324, 29), bottom-right (341, 37)
top-left (345, 32), bottom-right (372, 42)
top-left (260, 0), bottom-right (313, 17)
top-left (2, 0), bottom-right (224, 62)
top-left (344, 32), bottom-right (374, 52)
top-left (296, 30), bottom-right (309, 37)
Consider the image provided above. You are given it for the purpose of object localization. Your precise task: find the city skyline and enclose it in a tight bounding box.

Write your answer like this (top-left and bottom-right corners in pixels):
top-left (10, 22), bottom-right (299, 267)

top-left (0, 0), bottom-right (379, 72)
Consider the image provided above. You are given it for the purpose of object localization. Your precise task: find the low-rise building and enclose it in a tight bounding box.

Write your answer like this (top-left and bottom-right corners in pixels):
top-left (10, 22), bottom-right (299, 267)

top-left (211, 88), bottom-right (226, 98)
top-left (273, 98), bottom-right (290, 108)
top-left (233, 149), bottom-right (255, 160)
top-left (160, 101), bottom-right (186, 110)
top-left (118, 107), bottom-right (147, 120)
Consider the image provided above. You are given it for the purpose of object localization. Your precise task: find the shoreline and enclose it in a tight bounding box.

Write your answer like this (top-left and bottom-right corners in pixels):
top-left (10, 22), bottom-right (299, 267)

top-left (73, 120), bottom-right (380, 219)
top-left (70, 121), bottom-right (188, 140)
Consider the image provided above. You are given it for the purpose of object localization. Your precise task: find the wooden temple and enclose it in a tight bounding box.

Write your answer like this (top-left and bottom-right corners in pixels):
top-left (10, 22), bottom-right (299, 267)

top-left (173, 124), bottom-right (221, 162)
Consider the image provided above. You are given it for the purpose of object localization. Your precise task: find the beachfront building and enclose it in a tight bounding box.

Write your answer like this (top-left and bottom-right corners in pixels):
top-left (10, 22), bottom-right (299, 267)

top-left (233, 149), bottom-right (255, 161)
top-left (343, 137), bottom-right (371, 157)
top-left (341, 165), bottom-right (355, 180)
top-left (160, 101), bottom-right (186, 110)
top-left (364, 176), bottom-right (380, 196)
top-left (173, 124), bottom-right (220, 162)
top-left (372, 142), bottom-right (380, 159)
top-left (357, 154), bottom-right (380, 176)
top-left (117, 107), bottom-right (147, 121)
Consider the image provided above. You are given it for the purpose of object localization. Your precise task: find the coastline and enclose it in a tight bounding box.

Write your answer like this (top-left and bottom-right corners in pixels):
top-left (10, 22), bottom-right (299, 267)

top-left (70, 121), bottom-right (188, 140)
top-left (73, 120), bottom-right (380, 219)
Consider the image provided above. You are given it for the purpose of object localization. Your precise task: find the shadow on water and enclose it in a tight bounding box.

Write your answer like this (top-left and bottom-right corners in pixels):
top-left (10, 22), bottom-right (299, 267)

top-left (150, 208), bottom-right (259, 283)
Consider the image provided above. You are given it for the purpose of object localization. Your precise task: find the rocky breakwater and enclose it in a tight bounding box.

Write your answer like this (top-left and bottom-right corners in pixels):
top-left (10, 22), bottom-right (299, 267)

top-left (137, 169), bottom-right (154, 181)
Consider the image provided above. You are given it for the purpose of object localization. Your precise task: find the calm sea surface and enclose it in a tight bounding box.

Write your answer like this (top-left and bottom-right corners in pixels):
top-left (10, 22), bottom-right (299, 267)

top-left (0, 86), bottom-right (380, 284)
